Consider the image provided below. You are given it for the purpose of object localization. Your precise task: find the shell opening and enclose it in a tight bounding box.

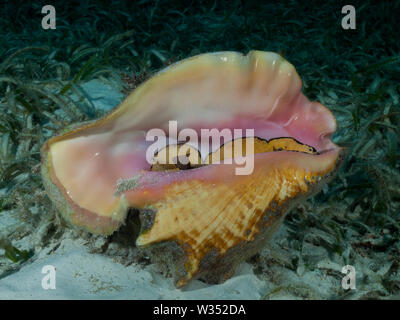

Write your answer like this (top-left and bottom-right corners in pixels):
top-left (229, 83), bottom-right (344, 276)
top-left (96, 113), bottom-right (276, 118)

top-left (151, 136), bottom-right (317, 172)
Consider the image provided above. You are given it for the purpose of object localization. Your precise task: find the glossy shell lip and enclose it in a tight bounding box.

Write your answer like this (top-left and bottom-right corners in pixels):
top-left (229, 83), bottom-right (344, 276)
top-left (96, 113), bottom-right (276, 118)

top-left (41, 50), bottom-right (343, 286)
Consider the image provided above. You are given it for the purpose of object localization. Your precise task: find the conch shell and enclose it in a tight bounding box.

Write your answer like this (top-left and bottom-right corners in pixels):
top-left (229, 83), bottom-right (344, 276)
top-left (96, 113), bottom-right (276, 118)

top-left (41, 51), bottom-right (344, 287)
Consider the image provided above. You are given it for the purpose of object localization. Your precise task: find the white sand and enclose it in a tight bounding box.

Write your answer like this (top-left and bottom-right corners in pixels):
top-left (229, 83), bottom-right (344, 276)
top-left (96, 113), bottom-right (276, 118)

top-left (0, 236), bottom-right (268, 299)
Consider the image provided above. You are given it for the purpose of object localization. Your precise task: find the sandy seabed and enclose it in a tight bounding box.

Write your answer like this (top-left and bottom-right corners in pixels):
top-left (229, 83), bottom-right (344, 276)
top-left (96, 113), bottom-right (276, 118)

top-left (0, 79), bottom-right (395, 300)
